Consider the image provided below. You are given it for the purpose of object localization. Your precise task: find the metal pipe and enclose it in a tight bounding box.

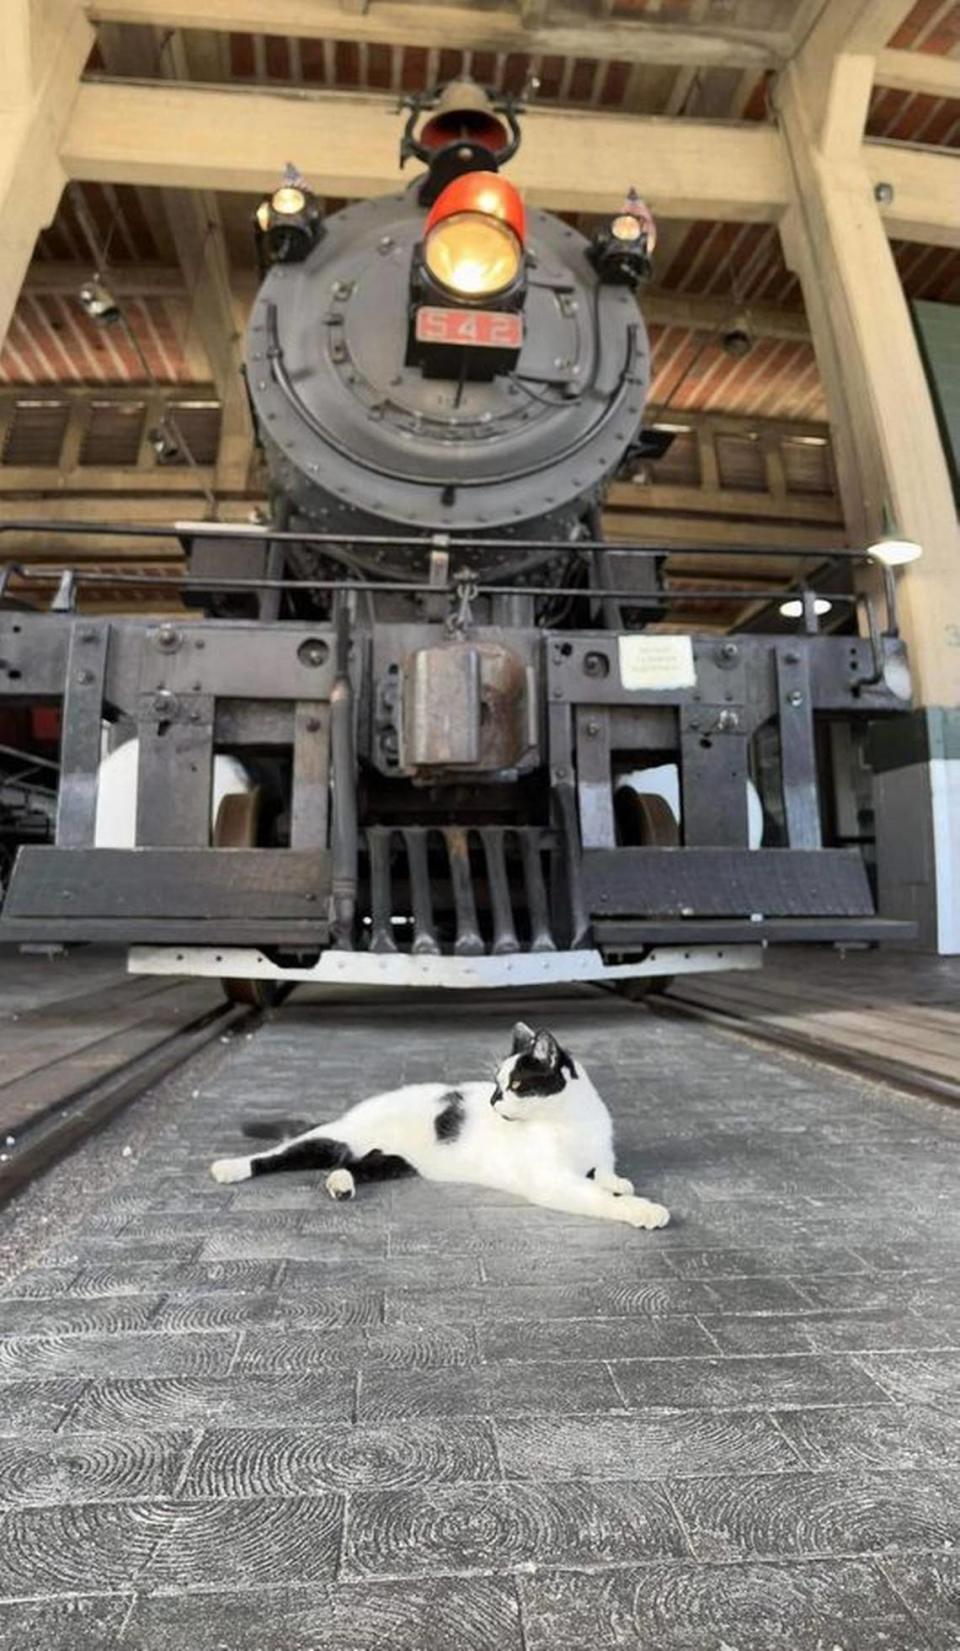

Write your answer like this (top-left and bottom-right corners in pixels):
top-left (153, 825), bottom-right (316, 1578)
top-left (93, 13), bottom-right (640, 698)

top-left (0, 519), bottom-right (870, 561)
top-left (0, 562), bottom-right (869, 607)
top-left (329, 597), bottom-right (358, 949)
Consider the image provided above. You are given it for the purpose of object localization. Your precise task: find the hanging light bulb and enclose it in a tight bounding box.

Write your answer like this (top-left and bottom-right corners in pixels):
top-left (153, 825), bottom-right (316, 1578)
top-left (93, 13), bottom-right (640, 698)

top-left (148, 422), bottom-right (181, 464)
top-left (78, 277), bottom-right (120, 325)
top-left (722, 312), bottom-right (753, 358)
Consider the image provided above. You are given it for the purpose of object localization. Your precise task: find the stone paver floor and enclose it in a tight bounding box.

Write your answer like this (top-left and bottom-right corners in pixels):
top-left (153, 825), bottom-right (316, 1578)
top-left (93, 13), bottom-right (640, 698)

top-left (0, 989), bottom-right (958, 1648)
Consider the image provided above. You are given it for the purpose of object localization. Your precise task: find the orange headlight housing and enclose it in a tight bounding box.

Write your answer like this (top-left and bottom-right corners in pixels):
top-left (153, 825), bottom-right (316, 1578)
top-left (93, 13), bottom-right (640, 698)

top-left (423, 172), bottom-right (526, 300)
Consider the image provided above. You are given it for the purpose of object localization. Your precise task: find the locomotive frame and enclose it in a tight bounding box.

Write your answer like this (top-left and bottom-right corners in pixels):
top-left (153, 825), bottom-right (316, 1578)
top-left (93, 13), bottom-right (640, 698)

top-left (0, 521), bottom-right (915, 988)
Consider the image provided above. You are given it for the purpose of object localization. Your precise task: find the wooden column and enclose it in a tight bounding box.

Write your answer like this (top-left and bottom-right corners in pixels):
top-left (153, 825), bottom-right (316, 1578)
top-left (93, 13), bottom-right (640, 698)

top-left (162, 187), bottom-right (253, 492)
top-left (777, 44), bottom-right (960, 951)
top-left (0, 1), bottom-right (92, 348)
top-left (779, 68), bottom-right (960, 705)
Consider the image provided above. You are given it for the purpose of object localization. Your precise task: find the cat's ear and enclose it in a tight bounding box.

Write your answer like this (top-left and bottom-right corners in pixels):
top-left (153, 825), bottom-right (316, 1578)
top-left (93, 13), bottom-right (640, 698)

top-left (512, 1022), bottom-right (536, 1054)
top-left (531, 1030), bottom-right (559, 1069)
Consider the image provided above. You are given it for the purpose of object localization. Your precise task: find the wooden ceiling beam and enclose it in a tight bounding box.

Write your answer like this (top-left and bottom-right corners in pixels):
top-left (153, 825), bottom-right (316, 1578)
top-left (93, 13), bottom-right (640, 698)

top-left (604, 512), bottom-right (843, 550)
top-left (61, 80), bottom-right (791, 220)
top-left (57, 79), bottom-right (956, 239)
top-left (25, 261), bottom-right (190, 296)
top-left (606, 481), bottom-right (842, 524)
top-left (875, 47), bottom-right (960, 101)
top-left (21, 261), bottom-right (814, 341)
top-left (86, 0), bottom-right (788, 69)
top-left (787, 0), bottom-right (927, 57)
top-left (642, 291), bottom-right (810, 342)
top-left (864, 144), bottom-right (960, 249)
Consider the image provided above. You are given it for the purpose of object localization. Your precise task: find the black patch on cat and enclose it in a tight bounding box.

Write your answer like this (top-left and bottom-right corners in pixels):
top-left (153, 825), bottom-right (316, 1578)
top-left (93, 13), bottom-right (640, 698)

top-left (250, 1135), bottom-right (348, 1176)
top-left (434, 1090), bottom-right (465, 1143)
top-left (251, 1135), bottom-right (414, 1181)
top-left (509, 1042), bottom-right (577, 1099)
top-left (586, 1167), bottom-right (596, 1179)
top-left (351, 1149), bottom-right (415, 1182)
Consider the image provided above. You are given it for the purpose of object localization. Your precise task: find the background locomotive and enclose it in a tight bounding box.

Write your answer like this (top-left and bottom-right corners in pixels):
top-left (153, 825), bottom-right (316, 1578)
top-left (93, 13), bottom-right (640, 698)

top-left (0, 82), bottom-right (916, 992)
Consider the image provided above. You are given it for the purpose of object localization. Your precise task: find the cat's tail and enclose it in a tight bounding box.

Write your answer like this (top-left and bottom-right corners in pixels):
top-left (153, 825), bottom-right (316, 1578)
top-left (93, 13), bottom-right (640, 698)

top-left (240, 1116), bottom-right (311, 1141)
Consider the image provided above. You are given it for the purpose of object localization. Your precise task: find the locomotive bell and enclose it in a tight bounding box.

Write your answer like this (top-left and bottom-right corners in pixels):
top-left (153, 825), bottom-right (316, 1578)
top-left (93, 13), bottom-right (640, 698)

top-left (418, 79), bottom-right (510, 157)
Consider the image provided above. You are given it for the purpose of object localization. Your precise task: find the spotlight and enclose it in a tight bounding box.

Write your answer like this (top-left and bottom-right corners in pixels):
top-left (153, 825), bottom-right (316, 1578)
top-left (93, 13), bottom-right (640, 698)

top-left (722, 315), bottom-right (752, 358)
top-left (779, 597), bottom-right (832, 619)
top-left (867, 534), bottom-right (923, 567)
top-left (79, 278), bottom-right (120, 325)
top-left (148, 423), bottom-right (181, 464)
top-left (867, 504), bottom-right (923, 566)
top-left (254, 164), bottom-right (324, 268)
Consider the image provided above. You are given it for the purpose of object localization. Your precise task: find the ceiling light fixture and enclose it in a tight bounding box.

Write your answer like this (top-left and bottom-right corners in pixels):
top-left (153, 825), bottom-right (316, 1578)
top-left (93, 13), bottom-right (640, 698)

top-left (867, 502), bottom-right (923, 566)
top-left (779, 597), bottom-right (832, 619)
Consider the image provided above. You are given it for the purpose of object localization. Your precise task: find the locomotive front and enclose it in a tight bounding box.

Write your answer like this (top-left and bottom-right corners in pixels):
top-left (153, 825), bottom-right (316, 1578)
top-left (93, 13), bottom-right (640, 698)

top-left (0, 83), bottom-right (917, 986)
top-left (246, 88), bottom-right (648, 579)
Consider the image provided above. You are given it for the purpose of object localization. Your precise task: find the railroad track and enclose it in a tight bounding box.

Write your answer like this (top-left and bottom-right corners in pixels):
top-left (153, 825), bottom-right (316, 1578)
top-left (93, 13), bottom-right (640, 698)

top-left (645, 986), bottom-right (960, 1108)
top-left (3, 942), bottom-right (956, 1210)
top-left (0, 958), bottom-right (253, 1203)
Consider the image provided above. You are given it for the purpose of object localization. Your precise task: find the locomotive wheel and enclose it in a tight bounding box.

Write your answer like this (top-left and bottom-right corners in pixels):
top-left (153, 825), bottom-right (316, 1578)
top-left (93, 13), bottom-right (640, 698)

top-left (612, 790), bottom-right (679, 1001)
top-left (212, 789), bottom-right (278, 1009)
top-left (614, 789), bottom-right (680, 849)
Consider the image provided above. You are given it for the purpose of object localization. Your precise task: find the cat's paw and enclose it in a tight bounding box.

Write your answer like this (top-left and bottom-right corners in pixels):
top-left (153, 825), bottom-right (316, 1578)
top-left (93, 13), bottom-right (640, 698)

top-left (618, 1196), bottom-right (670, 1231)
top-left (598, 1172), bottom-right (635, 1197)
top-left (325, 1168), bottom-right (356, 1201)
top-left (210, 1156), bottom-right (252, 1184)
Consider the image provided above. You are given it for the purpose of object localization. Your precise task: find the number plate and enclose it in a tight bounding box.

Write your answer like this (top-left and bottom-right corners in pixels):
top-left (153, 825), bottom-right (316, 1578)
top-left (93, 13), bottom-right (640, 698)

top-left (415, 307), bottom-right (523, 349)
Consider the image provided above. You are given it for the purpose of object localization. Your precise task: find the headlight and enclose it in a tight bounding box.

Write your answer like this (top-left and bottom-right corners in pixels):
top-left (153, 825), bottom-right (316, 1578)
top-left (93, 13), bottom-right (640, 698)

top-left (424, 211), bottom-right (522, 298)
top-left (271, 184), bottom-right (307, 216)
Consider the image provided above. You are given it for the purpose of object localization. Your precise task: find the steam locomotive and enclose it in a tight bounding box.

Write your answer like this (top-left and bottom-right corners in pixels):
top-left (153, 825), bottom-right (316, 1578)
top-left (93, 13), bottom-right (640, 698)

top-left (0, 83), bottom-right (915, 994)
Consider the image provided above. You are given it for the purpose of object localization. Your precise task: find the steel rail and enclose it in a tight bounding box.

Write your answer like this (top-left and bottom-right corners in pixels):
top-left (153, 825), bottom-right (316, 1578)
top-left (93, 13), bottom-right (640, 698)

top-left (0, 999), bottom-right (253, 1206)
top-left (646, 992), bottom-right (960, 1109)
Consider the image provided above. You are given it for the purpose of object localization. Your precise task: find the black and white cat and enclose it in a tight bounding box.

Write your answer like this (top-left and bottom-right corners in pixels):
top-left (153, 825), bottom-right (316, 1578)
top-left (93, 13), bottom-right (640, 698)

top-left (210, 1021), bottom-right (670, 1230)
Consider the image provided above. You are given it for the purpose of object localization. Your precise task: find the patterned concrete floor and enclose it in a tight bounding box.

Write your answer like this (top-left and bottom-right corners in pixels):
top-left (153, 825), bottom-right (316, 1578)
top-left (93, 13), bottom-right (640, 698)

top-left (0, 988), bottom-right (958, 1649)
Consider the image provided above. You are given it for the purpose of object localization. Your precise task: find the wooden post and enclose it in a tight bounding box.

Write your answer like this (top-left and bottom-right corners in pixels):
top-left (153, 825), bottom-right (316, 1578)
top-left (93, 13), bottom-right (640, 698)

top-left (0, 2), bottom-right (93, 349)
top-left (162, 188), bottom-right (253, 493)
top-left (777, 42), bottom-right (960, 951)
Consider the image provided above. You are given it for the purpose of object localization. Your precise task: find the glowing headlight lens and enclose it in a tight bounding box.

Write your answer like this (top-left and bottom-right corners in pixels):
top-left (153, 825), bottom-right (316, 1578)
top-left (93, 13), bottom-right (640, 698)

top-left (425, 212), bottom-right (522, 298)
top-left (272, 184), bottom-right (307, 216)
top-left (611, 213), bottom-right (642, 242)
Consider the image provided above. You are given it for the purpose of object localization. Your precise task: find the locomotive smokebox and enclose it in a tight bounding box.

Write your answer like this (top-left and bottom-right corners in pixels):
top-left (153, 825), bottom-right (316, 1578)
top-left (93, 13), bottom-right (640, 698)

top-left (246, 90), bottom-right (650, 582)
